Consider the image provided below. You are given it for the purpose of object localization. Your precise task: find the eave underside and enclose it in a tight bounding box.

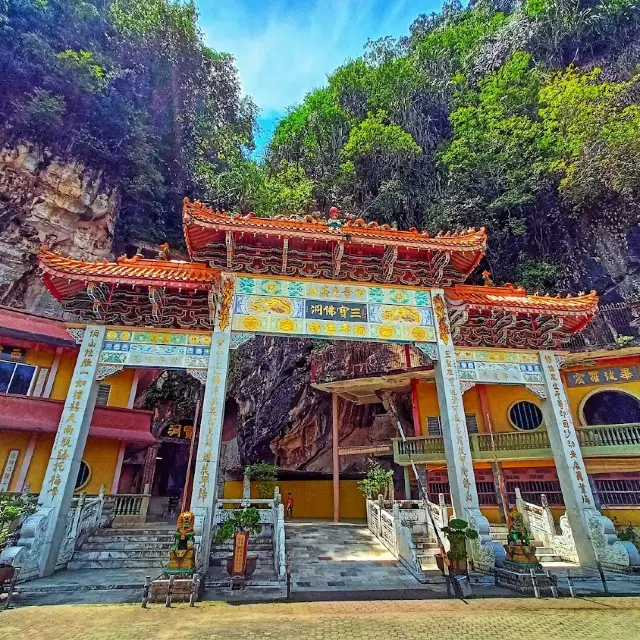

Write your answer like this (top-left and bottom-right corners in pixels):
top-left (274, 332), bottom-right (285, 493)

top-left (184, 222), bottom-right (484, 287)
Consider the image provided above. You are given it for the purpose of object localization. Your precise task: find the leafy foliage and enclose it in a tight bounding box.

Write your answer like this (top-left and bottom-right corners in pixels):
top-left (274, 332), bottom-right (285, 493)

top-left (441, 518), bottom-right (479, 561)
top-left (357, 461), bottom-right (393, 499)
top-left (261, 0), bottom-right (640, 293)
top-left (0, 493), bottom-right (36, 549)
top-left (215, 507), bottom-right (262, 543)
top-left (246, 462), bottom-right (279, 499)
top-left (0, 0), bottom-right (256, 248)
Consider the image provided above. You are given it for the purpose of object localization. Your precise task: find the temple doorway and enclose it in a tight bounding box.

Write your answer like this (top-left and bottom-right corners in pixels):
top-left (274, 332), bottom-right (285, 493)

top-left (148, 419), bottom-right (195, 520)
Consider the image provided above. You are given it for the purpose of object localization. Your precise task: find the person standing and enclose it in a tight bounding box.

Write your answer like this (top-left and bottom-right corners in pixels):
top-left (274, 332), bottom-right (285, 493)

top-left (286, 492), bottom-right (294, 520)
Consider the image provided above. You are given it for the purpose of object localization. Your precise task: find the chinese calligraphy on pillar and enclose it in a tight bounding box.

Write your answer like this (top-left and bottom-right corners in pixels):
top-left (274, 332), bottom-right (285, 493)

top-left (46, 326), bottom-right (105, 503)
top-left (541, 352), bottom-right (593, 507)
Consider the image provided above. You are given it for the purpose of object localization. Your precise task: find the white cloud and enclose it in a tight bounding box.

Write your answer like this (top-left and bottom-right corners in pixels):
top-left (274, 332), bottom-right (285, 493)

top-left (196, 0), bottom-right (438, 115)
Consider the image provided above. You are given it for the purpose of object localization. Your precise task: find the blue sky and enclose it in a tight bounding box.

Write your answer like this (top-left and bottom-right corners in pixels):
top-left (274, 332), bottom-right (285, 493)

top-left (196, 0), bottom-right (444, 155)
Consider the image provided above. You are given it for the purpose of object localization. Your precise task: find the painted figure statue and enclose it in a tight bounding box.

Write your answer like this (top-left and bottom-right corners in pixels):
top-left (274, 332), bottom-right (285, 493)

top-left (166, 510), bottom-right (196, 575)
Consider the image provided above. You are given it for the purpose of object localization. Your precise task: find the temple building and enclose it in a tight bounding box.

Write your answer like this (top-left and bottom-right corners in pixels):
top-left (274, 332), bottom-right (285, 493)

top-left (3, 198), bottom-right (640, 582)
top-left (0, 306), bottom-right (154, 495)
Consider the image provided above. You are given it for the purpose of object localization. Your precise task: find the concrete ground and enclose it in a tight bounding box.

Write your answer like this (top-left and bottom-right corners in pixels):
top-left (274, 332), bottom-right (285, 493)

top-left (3, 598), bottom-right (640, 640)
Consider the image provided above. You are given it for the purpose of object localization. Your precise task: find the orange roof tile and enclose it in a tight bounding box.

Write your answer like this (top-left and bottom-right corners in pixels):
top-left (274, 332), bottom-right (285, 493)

top-left (183, 199), bottom-right (488, 250)
top-left (39, 247), bottom-right (219, 298)
top-left (446, 284), bottom-right (599, 316)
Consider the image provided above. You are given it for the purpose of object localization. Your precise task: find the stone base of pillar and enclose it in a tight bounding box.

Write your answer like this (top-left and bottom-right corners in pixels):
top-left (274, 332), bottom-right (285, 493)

top-left (553, 509), bottom-right (640, 570)
top-left (0, 508), bottom-right (53, 581)
top-left (192, 506), bottom-right (214, 575)
top-left (466, 508), bottom-right (506, 572)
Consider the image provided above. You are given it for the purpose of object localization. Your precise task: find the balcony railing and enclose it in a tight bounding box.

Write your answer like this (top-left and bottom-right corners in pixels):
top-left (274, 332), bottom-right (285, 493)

top-left (393, 423), bottom-right (640, 463)
top-left (311, 341), bottom-right (433, 384)
top-left (567, 301), bottom-right (640, 350)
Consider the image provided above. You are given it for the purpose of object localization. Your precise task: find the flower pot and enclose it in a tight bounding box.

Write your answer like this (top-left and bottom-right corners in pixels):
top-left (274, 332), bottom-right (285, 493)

top-left (451, 557), bottom-right (468, 576)
top-left (435, 553), bottom-right (445, 576)
top-left (225, 555), bottom-right (257, 579)
top-left (0, 566), bottom-right (15, 583)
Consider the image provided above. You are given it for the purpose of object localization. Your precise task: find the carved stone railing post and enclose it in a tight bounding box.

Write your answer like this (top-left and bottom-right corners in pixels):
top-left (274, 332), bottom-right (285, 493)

top-left (243, 469), bottom-right (251, 501)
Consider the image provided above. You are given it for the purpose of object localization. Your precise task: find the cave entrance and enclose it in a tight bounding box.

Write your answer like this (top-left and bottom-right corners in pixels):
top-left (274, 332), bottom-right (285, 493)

top-left (149, 419), bottom-right (195, 520)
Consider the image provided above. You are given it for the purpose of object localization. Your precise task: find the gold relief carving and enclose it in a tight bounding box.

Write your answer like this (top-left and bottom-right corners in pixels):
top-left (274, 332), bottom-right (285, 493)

top-left (433, 293), bottom-right (450, 344)
top-left (217, 275), bottom-right (236, 332)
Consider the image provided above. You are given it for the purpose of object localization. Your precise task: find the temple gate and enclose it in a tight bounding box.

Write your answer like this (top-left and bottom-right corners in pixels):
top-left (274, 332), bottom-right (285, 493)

top-left (6, 198), bottom-right (634, 578)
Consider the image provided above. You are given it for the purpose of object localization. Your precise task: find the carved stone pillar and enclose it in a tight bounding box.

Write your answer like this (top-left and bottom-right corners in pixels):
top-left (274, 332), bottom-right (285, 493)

top-left (1, 326), bottom-right (105, 578)
top-left (431, 290), bottom-right (504, 571)
top-left (189, 273), bottom-right (235, 573)
top-left (539, 351), bottom-right (640, 569)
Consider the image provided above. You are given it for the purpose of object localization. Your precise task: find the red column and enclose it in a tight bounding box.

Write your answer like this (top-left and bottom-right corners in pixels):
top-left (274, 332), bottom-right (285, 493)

top-left (332, 392), bottom-right (340, 523)
top-left (410, 379), bottom-right (421, 437)
top-left (477, 384), bottom-right (509, 522)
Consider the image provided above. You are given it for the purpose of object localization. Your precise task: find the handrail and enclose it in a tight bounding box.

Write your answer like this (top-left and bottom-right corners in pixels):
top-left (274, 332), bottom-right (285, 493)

top-left (394, 423), bottom-right (640, 458)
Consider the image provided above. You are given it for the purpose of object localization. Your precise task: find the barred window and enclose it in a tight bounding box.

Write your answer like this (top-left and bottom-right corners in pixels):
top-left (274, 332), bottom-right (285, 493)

top-left (509, 401), bottom-right (543, 430)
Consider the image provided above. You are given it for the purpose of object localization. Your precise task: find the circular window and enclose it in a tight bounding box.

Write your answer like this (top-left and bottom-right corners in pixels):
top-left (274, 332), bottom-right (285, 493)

top-left (75, 460), bottom-right (91, 491)
top-left (509, 401), bottom-right (544, 430)
top-left (582, 389), bottom-right (640, 425)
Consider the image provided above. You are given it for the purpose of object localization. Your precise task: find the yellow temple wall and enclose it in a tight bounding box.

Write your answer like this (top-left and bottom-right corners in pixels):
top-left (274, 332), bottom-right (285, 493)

top-left (0, 431), bottom-right (32, 491)
top-left (564, 379), bottom-right (640, 426)
top-left (49, 352), bottom-right (135, 408)
top-left (223, 480), bottom-right (366, 520)
top-left (414, 381), bottom-right (542, 434)
top-left (1, 431), bottom-right (118, 494)
top-left (23, 347), bottom-right (56, 369)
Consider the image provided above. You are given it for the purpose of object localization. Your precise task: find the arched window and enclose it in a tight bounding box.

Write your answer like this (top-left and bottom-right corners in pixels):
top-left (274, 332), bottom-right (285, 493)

top-left (509, 401), bottom-right (544, 431)
top-left (582, 389), bottom-right (640, 425)
top-left (75, 460), bottom-right (91, 491)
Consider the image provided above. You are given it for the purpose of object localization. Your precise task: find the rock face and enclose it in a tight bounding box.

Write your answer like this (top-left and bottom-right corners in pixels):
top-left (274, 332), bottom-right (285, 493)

top-left (225, 336), bottom-right (395, 473)
top-left (0, 142), bottom-right (118, 315)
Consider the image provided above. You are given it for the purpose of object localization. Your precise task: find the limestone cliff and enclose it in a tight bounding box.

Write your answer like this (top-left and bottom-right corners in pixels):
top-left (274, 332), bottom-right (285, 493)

top-left (0, 142), bottom-right (118, 315)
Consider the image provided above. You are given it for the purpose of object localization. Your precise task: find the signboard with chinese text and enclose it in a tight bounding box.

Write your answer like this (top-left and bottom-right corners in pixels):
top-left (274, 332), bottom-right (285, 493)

top-left (231, 276), bottom-right (435, 342)
top-left (0, 449), bottom-right (19, 491)
top-left (566, 366), bottom-right (639, 387)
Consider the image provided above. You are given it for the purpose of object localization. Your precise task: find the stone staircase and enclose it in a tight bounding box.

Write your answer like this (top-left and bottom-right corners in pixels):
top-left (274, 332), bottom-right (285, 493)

top-left (411, 523), bottom-right (562, 571)
top-left (412, 532), bottom-right (440, 570)
top-left (206, 529), bottom-right (279, 586)
top-left (490, 524), bottom-right (563, 563)
top-left (68, 523), bottom-right (174, 570)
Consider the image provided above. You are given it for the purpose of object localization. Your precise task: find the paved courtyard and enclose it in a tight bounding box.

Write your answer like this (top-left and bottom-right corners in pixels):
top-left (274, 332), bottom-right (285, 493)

top-left (3, 598), bottom-right (640, 640)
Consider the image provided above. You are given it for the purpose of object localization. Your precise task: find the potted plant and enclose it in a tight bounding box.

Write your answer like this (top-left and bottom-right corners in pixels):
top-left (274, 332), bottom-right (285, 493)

top-left (439, 518), bottom-right (479, 575)
top-left (357, 461), bottom-right (394, 500)
top-left (246, 463), bottom-right (278, 500)
top-left (0, 492), bottom-right (36, 582)
top-left (216, 507), bottom-right (263, 580)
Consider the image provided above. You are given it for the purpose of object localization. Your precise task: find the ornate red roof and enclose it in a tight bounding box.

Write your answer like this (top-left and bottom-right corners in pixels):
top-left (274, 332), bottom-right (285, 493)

top-left (183, 199), bottom-right (486, 287)
top-left (39, 248), bottom-right (220, 329)
top-left (40, 247), bottom-right (219, 299)
top-left (446, 284), bottom-right (598, 348)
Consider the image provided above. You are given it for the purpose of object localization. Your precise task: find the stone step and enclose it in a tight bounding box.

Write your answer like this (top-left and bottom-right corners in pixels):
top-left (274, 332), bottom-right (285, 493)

top-left (72, 549), bottom-right (169, 561)
top-left (81, 541), bottom-right (175, 551)
top-left (209, 556), bottom-right (275, 569)
top-left (86, 534), bottom-right (174, 544)
top-left (211, 549), bottom-right (274, 561)
top-left (538, 554), bottom-right (563, 562)
top-left (68, 557), bottom-right (167, 570)
top-left (97, 527), bottom-right (174, 537)
top-left (214, 543), bottom-right (273, 552)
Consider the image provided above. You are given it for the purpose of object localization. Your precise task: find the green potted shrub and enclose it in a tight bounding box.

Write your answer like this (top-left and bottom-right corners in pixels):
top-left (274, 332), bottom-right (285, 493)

top-left (0, 492), bottom-right (36, 581)
top-left (357, 462), bottom-right (394, 500)
top-left (438, 518), bottom-right (479, 575)
top-left (246, 463), bottom-right (279, 500)
top-left (216, 507), bottom-right (263, 579)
